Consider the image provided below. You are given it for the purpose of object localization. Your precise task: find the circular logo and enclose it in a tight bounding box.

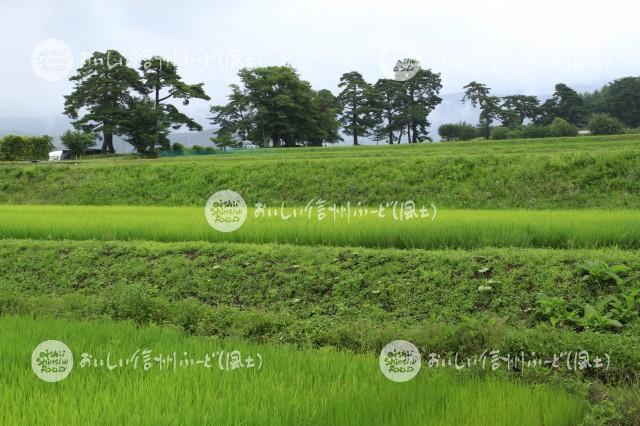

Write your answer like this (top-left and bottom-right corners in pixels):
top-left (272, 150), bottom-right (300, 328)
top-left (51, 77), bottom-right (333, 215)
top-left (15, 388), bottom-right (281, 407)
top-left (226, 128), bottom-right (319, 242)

top-left (32, 340), bottom-right (73, 382)
top-left (31, 39), bottom-right (74, 82)
top-left (393, 58), bottom-right (421, 82)
top-left (379, 340), bottom-right (421, 382)
top-left (205, 190), bottom-right (247, 232)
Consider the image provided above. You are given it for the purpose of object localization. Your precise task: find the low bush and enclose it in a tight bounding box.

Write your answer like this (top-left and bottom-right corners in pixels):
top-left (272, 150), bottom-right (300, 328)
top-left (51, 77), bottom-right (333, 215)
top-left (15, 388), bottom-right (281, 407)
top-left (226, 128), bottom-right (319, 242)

top-left (522, 125), bottom-right (550, 138)
top-left (506, 129), bottom-right (524, 139)
top-left (0, 134), bottom-right (53, 161)
top-left (60, 130), bottom-right (96, 159)
top-left (549, 118), bottom-right (578, 137)
top-left (438, 122), bottom-right (477, 141)
top-left (589, 113), bottom-right (625, 136)
top-left (491, 127), bottom-right (510, 140)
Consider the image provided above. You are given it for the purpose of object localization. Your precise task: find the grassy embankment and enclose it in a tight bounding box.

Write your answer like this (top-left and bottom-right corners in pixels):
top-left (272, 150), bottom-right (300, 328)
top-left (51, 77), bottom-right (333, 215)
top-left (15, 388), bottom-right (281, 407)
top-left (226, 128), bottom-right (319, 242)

top-left (0, 135), bottom-right (639, 209)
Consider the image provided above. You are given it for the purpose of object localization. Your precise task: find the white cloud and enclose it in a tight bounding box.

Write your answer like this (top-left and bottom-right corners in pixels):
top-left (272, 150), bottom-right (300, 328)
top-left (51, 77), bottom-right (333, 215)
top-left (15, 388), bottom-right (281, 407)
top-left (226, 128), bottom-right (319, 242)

top-left (1, 0), bottom-right (639, 122)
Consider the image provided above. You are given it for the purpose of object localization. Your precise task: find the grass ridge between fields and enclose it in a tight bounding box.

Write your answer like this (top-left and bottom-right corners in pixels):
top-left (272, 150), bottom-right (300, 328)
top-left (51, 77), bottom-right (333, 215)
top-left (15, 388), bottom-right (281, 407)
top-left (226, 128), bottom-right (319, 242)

top-left (1, 136), bottom-right (639, 208)
top-left (1, 238), bottom-right (639, 384)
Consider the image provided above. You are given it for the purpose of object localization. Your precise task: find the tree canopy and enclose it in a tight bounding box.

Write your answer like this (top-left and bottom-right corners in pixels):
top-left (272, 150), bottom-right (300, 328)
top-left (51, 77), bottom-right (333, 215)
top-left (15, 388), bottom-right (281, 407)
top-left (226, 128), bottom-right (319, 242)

top-left (210, 65), bottom-right (341, 148)
top-left (64, 51), bottom-right (209, 155)
top-left (64, 50), bottom-right (146, 153)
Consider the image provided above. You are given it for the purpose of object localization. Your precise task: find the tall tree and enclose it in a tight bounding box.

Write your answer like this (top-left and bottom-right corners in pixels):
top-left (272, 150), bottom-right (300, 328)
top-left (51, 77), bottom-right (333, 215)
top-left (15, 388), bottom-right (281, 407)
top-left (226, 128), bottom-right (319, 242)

top-left (210, 127), bottom-right (239, 150)
top-left (602, 77), bottom-right (640, 128)
top-left (210, 66), bottom-right (334, 147)
top-left (307, 89), bottom-right (342, 146)
top-left (118, 97), bottom-right (171, 155)
top-left (337, 71), bottom-right (376, 145)
top-left (403, 66), bottom-right (443, 142)
top-left (238, 65), bottom-right (317, 147)
top-left (139, 56), bottom-right (210, 149)
top-left (210, 84), bottom-right (254, 142)
top-left (371, 78), bottom-right (406, 144)
top-left (538, 83), bottom-right (587, 126)
top-left (499, 95), bottom-right (541, 127)
top-left (461, 82), bottom-right (501, 139)
top-left (64, 50), bottom-right (146, 153)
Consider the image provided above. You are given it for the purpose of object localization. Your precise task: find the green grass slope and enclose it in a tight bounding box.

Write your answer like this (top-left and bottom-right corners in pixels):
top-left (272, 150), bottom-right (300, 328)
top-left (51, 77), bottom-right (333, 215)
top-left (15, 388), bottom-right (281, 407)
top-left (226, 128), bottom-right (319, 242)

top-left (1, 135), bottom-right (639, 208)
top-left (2, 239), bottom-right (640, 383)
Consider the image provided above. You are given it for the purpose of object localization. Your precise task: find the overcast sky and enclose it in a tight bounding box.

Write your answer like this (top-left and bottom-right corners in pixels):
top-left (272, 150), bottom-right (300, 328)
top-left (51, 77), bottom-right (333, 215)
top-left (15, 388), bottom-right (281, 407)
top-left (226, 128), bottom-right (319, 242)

top-left (2, 0), bottom-right (640, 129)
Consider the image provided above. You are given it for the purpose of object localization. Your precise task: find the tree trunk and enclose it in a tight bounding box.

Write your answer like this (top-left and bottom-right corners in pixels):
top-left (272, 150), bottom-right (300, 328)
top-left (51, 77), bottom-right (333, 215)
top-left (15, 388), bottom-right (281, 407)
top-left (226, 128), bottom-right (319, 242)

top-left (412, 122), bottom-right (418, 143)
top-left (103, 133), bottom-right (115, 154)
top-left (352, 111), bottom-right (358, 145)
top-left (104, 133), bottom-right (116, 154)
top-left (155, 85), bottom-right (162, 151)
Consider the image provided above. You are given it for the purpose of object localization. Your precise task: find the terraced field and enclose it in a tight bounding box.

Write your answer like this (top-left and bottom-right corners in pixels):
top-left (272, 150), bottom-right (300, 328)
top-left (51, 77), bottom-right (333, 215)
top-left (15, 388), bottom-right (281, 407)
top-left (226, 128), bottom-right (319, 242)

top-left (1, 135), bottom-right (640, 424)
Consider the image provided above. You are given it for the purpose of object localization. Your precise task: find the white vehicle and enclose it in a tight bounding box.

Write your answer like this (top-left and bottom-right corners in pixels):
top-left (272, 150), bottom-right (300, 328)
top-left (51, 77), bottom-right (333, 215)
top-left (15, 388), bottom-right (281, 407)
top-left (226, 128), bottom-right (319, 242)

top-left (49, 148), bottom-right (102, 161)
top-left (239, 141), bottom-right (259, 149)
top-left (48, 150), bottom-right (71, 161)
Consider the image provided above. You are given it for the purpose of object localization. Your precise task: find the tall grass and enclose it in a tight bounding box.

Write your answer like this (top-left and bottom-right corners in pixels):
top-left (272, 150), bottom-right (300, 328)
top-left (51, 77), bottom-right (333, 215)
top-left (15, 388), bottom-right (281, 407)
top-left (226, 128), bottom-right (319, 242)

top-left (1, 205), bottom-right (639, 249)
top-left (0, 316), bottom-right (585, 425)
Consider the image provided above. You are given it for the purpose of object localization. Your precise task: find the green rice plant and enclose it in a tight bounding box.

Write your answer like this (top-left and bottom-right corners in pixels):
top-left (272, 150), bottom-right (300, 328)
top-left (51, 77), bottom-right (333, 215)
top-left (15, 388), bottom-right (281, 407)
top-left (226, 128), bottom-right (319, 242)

top-left (0, 315), bottom-right (587, 426)
top-left (1, 205), bottom-right (640, 249)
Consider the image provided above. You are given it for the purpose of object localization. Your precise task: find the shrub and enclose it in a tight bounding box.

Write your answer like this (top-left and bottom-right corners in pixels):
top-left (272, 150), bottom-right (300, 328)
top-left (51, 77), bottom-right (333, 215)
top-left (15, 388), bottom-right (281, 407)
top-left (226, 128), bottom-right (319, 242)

top-left (438, 124), bottom-right (459, 141)
top-left (437, 123), bottom-right (477, 141)
top-left (506, 129), bottom-right (524, 139)
top-left (490, 127), bottom-right (510, 140)
top-left (522, 125), bottom-right (550, 139)
top-left (549, 117), bottom-right (578, 137)
top-left (171, 142), bottom-right (185, 152)
top-left (191, 145), bottom-right (205, 151)
top-left (458, 123), bottom-right (478, 141)
top-left (30, 136), bottom-right (54, 159)
top-left (589, 113), bottom-right (625, 135)
top-left (60, 130), bottom-right (96, 159)
top-left (0, 135), bottom-right (53, 161)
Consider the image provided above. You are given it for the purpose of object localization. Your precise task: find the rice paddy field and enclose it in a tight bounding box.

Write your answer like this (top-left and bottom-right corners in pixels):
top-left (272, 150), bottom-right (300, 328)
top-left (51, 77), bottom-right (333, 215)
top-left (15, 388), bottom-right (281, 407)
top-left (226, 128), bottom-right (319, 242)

top-left (0, 316), bottom-right (586, 426)
top-left (1, 205), bottom-right (640, 249)
top-left (2, 135), bottom-right (640, 424)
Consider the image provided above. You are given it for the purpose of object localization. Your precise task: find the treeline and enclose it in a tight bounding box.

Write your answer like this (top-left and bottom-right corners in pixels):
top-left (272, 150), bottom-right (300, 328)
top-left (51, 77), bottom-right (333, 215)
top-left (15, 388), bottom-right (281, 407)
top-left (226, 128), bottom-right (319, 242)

top-left (0, 135), bottom-right (53, 161)
top-left (29, 50), bottom-right (640, 155)
top-left (212, 59), bottom-right (442, 147)
top-left (57, 54), bottom-right (442, 153)
top-left (440, 79), bottom-right (639, 141)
